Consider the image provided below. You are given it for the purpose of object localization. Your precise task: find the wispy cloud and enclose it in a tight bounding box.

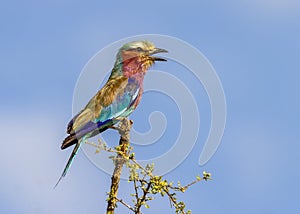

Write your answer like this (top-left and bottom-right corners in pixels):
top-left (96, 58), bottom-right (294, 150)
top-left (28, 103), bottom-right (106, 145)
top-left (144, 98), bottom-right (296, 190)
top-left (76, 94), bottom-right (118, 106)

top-left (0, 113), bottom-right (107, 213)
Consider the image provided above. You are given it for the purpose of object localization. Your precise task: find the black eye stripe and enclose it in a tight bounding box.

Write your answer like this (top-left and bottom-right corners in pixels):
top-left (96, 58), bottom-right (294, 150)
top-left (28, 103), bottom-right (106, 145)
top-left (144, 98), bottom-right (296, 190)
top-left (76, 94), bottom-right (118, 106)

top-left (136, 47), bottom-right (143, 51)
top-left (127, 47), bottom-right (144, 52)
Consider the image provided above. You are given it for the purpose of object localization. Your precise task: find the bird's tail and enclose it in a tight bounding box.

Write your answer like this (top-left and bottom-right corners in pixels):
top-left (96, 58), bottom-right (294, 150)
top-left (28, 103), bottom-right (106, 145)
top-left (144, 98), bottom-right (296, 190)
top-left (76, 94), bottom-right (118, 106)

top-left (54, 140), bottom-right (82, 188)
top-left (61, 134), bottom-right (78, 150)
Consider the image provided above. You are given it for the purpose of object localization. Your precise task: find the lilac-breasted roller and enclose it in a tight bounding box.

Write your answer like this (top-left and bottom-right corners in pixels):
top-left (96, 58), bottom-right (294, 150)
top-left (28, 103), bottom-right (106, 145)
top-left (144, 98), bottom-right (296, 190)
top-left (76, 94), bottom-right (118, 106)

top-left (55, 41), bottom-right (167, 186)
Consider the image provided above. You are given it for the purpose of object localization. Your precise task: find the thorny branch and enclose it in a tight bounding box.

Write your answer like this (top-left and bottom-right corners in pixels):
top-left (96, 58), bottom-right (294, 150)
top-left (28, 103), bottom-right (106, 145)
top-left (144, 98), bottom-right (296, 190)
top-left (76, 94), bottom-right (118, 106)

top-left (106, 118), bottom-right (133, 214)
top-left (86, 118), bottom-right (211, 214)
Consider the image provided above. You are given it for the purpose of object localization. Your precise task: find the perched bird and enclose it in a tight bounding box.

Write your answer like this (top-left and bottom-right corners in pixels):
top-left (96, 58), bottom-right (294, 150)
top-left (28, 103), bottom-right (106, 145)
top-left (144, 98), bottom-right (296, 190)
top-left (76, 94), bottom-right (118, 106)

top-left (55, 40), bottom-right (167, 187)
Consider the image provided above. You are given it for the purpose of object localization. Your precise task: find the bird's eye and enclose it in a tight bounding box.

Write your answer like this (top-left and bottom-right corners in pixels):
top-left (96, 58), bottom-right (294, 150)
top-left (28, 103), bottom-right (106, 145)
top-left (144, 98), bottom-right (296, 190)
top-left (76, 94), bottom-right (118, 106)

top-left (136, 47), bottom-right (143, 52)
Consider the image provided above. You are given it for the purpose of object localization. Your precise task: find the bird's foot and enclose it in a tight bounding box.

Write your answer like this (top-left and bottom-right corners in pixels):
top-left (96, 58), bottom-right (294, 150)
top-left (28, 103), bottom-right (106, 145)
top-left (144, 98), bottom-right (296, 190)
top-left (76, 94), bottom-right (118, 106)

top-left (108, 118), bottom-right (133, 135)
top-left (108, 125), bottom-right (122, 132)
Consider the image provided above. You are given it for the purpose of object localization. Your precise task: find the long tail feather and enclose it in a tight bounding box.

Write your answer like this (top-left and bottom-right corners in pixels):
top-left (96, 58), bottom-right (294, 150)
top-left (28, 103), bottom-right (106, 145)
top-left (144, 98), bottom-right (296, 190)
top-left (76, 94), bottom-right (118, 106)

top-left (61, 134), bottom-right (78, 150)
top-left (54, 141), bottom-right (82, 188)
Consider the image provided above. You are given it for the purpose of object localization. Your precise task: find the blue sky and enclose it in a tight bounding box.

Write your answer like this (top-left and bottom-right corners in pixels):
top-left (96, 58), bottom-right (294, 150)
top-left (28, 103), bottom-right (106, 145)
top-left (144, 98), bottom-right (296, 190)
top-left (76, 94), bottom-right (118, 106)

top-left (1, 0), bottom-right (300, 213)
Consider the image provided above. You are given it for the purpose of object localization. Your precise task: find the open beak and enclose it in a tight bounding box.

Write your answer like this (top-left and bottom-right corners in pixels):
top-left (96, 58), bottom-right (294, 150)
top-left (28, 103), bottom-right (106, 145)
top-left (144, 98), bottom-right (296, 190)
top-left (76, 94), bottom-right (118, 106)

top-left (150, 48), bottom-right (168, 61)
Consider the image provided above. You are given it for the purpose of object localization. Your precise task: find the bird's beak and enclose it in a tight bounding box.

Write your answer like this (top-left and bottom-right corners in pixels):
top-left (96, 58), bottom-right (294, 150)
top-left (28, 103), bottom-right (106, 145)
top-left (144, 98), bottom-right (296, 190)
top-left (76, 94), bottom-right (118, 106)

top-left (151, 48), bottom-right (168, 54)
top-left (150, 48), bottom-right (168, 61)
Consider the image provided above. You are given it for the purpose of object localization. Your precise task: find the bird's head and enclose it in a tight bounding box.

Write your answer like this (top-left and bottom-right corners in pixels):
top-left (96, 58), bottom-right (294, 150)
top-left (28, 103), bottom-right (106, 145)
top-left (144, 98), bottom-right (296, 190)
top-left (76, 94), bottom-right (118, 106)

top-left (115, 40), bottom-right (167, 77)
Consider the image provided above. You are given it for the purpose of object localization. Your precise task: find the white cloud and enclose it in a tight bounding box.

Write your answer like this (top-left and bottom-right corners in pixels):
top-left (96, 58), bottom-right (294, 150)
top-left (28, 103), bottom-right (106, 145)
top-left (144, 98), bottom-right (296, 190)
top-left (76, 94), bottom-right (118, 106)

top-left (0, 113), bottom-right (107, 213)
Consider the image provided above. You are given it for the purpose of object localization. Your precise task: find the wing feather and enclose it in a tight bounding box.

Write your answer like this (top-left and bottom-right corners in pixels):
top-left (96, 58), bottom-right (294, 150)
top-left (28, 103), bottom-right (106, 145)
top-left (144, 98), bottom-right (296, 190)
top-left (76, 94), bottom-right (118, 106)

top-left (67, 76), bottom-right (139, 135)
top-left (62, 76), bottom-right (140, 150)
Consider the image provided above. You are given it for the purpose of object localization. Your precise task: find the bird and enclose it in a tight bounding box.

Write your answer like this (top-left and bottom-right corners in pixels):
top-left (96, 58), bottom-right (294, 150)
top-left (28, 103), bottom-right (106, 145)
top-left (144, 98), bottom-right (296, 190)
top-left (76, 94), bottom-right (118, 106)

top-left (55, 40), bottom-right (167, 187)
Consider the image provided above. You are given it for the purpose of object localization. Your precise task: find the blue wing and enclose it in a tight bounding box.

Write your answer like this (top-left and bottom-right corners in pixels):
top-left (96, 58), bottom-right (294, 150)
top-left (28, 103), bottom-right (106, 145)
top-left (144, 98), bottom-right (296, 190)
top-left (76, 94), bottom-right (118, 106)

top-left (65, 76), bottom-right (141, 144)
top-left (56, 77), bottom-right (141, 187)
